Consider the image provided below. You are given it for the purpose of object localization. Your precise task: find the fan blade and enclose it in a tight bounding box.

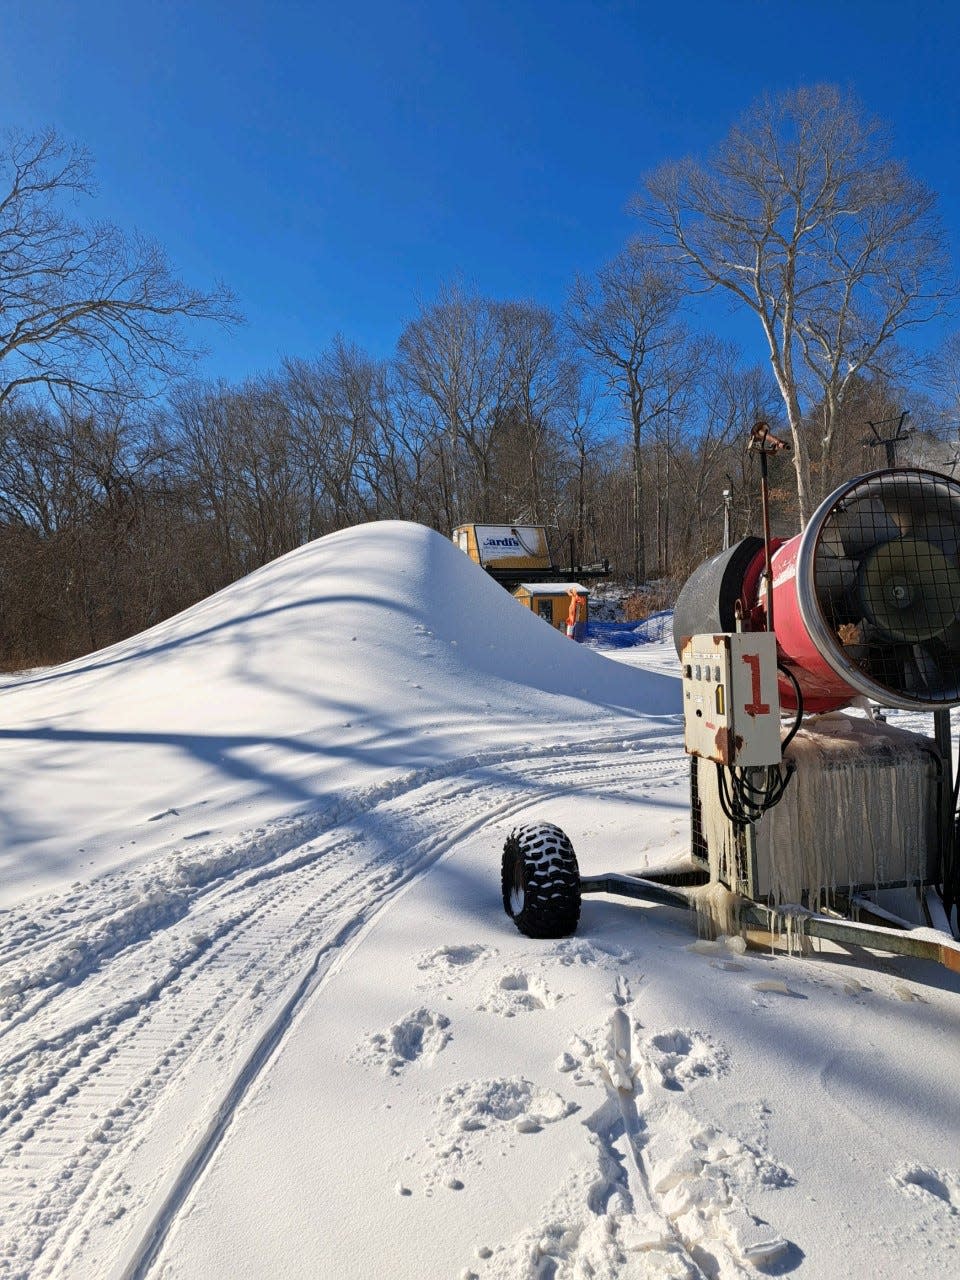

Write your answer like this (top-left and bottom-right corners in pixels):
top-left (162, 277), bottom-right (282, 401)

top-left (906, 644), bottom-right (939, 695)
top-left (832, 496), bottom-right (900, 558)
top-left (815, 548), bottom-right (859, 604)
top-left (936, 619), bottom-right (960, 654)
top-left (904, 514), bottom-right (960, 563)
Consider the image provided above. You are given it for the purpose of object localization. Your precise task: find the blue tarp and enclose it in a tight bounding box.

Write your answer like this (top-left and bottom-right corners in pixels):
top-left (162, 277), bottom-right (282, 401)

top-left (585, 610), bottom-right (673, 648)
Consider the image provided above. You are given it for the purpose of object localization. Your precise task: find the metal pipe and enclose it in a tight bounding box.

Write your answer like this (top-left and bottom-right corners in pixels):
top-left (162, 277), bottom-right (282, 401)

top-left (738, 899), bottom-right (960, 972)
top-left (748, 421), bottom-right (790, 633)
top-left (759, 449), bottom-right (775, 632)
top-left (579, 875), bottom-right (960, 974)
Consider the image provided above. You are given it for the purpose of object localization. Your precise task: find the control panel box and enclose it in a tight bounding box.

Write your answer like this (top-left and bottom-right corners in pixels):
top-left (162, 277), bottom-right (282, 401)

top-left (681, 632), bottom-right (782, 767)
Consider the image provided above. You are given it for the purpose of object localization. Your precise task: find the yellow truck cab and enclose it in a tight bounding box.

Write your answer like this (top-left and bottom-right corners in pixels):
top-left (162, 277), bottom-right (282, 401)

top-left (512, 582), bottom-right (589, 638)
top-left (452, 524), bottom-right (552, 585)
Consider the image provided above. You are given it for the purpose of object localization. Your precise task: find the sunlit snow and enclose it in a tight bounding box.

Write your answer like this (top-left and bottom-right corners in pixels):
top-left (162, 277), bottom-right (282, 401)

top-left (1, 520), bottom-right (958, 1279)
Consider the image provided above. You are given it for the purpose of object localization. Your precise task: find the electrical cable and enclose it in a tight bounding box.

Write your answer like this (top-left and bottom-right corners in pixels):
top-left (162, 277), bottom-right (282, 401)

top-left (714, 664), bottom-right (801, 831)
top-left (715, 758), bottom-right (795, 829)
top-left (777, 664), bottom-right (804, 751)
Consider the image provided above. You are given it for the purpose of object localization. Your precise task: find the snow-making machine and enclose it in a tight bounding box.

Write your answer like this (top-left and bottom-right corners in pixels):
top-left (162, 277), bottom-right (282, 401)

top-left (501, 448), bottom-right (960, 976)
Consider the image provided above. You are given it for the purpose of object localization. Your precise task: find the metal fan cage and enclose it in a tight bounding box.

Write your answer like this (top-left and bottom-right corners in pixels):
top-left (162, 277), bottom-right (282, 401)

top-left (800, 469), bottom-right (960, 710)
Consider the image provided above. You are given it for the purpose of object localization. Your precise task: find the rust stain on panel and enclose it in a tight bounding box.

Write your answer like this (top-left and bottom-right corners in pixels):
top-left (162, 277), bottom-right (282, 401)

top-left (714, 726), bottom-right (734, 765)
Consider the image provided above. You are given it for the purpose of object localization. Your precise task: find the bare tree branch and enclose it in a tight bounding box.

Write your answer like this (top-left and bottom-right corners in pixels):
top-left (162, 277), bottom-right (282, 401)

top-left (567, 243), bottom-right (692, 583)
top-left (0, 127), bottom-right (242, 411)
top-left (640, 85), bottom-right (956, 521)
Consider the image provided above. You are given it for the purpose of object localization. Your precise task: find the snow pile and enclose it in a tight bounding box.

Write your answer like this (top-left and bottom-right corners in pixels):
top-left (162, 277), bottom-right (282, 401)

top-left (0, 520), bottom-right (676, 906)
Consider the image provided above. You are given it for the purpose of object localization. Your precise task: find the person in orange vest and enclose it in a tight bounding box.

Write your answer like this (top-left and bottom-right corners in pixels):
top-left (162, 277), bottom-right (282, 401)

top-left (565, 589), bottom-right (586, 640)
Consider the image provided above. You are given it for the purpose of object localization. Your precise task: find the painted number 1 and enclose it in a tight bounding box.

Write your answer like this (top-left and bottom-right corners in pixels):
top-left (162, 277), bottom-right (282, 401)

top-left (742, 652), bottom-right (770, 716)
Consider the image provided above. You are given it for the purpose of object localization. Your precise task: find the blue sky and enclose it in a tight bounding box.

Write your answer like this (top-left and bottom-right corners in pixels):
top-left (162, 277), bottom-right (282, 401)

top-left (3, 0), bottom-right (958, 386)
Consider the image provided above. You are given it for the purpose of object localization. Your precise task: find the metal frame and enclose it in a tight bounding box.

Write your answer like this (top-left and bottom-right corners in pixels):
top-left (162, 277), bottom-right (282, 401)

top-left (578, 701), bottom-right (960, 978)
top-left (579, 871), bottom-right (960, 973)
top-left (576, 451), bottom-right (960, 978)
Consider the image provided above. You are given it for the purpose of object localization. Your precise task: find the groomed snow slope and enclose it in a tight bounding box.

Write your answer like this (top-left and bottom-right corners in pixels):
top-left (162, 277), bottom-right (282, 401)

top-left (1, 520), bottom-right (958, 1280)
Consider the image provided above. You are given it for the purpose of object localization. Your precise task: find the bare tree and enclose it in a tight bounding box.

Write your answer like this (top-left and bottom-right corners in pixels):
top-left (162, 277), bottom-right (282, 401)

top-left (560, 381), bottom-right (609, 571)
top-left (397, 285), bottom-right (518, 522)
top-left (642, 85), bottom-right (955, 522)
top-left (171, 383), bottom-right (248, 580)
top-left (0, 127), bottom-right (240, 411)
top-left (930, 332), bottom-right (960, 432)
top-left (282, 340), bottom-right (376, 532)
top-left (673, 357), bottom-right (783, 562)
top-left (351, 358), bottom-right (435, 523)
top-left (495, 301), bottom-right (575, 521)
top-left (0, 398), bottom-right (187, 658)
top-left (567, 244), bottom-right (691, 585)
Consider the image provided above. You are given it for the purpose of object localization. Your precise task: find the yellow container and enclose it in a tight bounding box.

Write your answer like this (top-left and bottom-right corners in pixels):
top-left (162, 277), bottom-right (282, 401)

top-left (513, 583), bottom-right (589, 638)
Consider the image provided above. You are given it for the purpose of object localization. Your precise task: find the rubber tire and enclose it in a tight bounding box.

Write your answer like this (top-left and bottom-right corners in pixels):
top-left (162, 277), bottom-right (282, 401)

top-left (501, 822), bottom-right (581, 939)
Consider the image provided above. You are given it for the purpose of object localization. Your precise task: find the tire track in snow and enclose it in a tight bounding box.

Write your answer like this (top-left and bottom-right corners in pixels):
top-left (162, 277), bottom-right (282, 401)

top-left (0, 723), bottom-right (677, 994)
top-left (1, 740), bottom-right (679, 1114)
top-left (0, 736), bottom-right (683, 1279)
top-left (111, 788), bottom-right (557, 1280)
top-left (115, 743), bottom-right (683, 1279)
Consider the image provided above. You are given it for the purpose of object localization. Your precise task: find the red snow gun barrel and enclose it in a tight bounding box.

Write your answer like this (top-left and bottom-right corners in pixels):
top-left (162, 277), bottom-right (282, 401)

top-left (673, 468), bottom-right (960, 714)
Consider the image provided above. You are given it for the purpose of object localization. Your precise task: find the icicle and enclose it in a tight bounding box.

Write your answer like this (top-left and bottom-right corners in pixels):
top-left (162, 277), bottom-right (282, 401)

top-left (694, 717), bottom-right (937, 944)
top-left (750, 718), bottom-right (936, 912)
top-left (692, 880), bottom-right (741, 941)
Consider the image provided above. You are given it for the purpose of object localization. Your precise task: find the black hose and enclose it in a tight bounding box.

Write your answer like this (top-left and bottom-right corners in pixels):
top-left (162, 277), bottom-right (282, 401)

top-left (777, 663), bottom-right (804, 751)
top-left (715, 759), bottom-right (794, 830)
top-left (713, 661), bottom-right (801, 833)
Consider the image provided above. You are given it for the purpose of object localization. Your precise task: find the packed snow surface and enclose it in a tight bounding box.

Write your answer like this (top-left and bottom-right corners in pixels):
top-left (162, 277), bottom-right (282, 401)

top-left (0, 520), bottom-right (958, 1279)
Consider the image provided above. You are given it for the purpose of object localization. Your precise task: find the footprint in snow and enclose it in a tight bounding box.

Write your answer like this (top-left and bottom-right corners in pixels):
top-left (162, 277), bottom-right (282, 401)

top-left (612, 973), bottom-right (631, 1006)
top-left (421, 1076), bottom-right (578, 1191)
top-left (644, 1103), bottom-right (795, 1263)
top-left (476, 970), bottom-right (561, 1016)
top-left (553, 937), bottom-right (638, 969)
top-left (488, 1012), bottom-right (793, 1274)
top-left (894, 1164), bottom-right (960, 1211)
top-left (415, 943), bottom-right (495, 988)
top-left (354, 1008), bottom-right (451, 1075)
top-left (645, 1028), bottom-right (730, 1089)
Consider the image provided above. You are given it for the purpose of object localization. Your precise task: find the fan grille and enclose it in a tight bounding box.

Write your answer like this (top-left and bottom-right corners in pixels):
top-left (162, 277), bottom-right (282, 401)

top-left (810, 470), bottom-right (960, 708)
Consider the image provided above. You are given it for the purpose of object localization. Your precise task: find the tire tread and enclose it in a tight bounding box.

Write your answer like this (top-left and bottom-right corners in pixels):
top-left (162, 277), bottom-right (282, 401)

top-left (501, 822), bottom-right (581, 939)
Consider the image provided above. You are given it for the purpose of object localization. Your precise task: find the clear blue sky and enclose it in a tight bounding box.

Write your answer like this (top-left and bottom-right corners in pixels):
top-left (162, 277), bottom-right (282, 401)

top-left (3, 0), bottom-right (958, 385)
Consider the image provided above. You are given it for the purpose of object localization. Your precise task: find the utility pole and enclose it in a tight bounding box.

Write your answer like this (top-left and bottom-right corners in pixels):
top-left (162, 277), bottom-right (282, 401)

top-left (748, 422), bottom-right (791, 633)
top-left (864, 410), bottom-right (912, 468)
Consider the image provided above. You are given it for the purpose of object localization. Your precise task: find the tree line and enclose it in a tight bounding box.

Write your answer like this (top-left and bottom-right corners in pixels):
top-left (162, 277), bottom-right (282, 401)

top-left (1, 85), bottom-right (958, 667)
